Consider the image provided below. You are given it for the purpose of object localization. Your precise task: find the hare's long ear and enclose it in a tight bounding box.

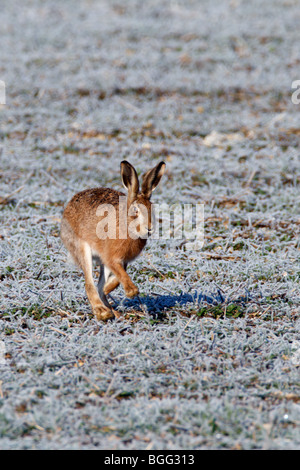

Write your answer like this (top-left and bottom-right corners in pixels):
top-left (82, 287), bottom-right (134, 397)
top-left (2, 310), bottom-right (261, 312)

top-left (141, 161), bottom-right (166, 199)
top-left (120, 161), bottom-right (139, 203)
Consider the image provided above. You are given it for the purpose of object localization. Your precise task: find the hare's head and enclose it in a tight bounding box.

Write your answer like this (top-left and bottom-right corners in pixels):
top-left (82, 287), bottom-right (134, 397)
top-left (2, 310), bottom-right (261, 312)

top-left (120, 160), bottom-right (166, 239)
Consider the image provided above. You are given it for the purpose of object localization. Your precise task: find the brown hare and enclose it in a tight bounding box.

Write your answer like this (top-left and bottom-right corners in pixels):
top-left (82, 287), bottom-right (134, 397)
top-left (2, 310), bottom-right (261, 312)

top-left (60, 160), bottom-right (166, 321)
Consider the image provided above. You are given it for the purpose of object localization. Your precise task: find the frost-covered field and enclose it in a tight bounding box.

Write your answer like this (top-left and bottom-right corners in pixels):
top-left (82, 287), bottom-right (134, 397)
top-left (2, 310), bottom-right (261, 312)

top-left (0, 0), bottom-right (299, 450)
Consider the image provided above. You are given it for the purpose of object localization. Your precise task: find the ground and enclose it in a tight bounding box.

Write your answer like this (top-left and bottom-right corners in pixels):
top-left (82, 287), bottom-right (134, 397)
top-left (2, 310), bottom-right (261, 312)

top-left (0, 0), bottom-right (299, 450)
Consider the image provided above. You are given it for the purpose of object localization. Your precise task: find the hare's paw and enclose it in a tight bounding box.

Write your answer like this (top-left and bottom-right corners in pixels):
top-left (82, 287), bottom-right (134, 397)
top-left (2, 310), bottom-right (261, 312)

top-left (93, 306), bottom-right (115, 322)
top-left (125, 285), bottom-right (139, 298)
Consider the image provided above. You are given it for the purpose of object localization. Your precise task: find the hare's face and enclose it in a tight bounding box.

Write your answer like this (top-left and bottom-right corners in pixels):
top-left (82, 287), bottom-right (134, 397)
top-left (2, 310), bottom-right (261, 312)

top-left (120, 159), bottom-right (165, 240)
top-left (128, 196), bottom-right (154, 239)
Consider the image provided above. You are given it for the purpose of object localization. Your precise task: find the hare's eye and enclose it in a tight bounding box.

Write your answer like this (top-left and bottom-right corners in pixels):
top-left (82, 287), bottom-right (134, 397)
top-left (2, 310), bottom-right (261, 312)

top-left (131, 205), bottom-right (139, 216)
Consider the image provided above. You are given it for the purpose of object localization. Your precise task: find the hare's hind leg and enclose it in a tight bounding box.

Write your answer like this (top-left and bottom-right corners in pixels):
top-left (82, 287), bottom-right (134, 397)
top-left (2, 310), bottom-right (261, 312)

top-left (61, 219), bottom-right (113, 321)
top-left (97, 264), bottom-right (111, 308)
top-left (76, 242), bottom-right (115, 321)
top-left (97, 264), bottom-right (122, 319)
top-left (97, 264), bottom-right (119, 305)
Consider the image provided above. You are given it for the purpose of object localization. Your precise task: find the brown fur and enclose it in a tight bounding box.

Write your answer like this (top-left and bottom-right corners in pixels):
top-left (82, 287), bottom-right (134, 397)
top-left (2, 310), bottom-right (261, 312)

top-left (60, 161), bottom-right (165, 321)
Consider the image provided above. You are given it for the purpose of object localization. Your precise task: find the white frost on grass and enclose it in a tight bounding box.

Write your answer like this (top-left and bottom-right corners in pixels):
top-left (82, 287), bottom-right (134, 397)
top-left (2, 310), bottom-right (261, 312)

top-left (0, 0), bottom-right (299, 451)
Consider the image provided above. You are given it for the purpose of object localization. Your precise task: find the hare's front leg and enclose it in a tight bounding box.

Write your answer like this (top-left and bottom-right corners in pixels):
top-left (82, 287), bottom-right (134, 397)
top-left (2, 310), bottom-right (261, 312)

top-left (103, 263), bottom-right (129, 295)
top-left (106, 261), bottom-right (139, 298)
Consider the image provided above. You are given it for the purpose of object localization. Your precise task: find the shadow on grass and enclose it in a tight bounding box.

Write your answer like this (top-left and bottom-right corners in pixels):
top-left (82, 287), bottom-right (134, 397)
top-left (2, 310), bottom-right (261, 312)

top-left (112, 290), bottom-right (251, 320)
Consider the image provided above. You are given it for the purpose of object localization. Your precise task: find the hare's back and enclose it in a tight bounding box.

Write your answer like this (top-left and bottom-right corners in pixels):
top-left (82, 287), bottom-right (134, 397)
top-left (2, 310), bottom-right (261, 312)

top-left (62, 187), bottom-right (124, 234)
top-left (68, 188), bottom-right (124, 210)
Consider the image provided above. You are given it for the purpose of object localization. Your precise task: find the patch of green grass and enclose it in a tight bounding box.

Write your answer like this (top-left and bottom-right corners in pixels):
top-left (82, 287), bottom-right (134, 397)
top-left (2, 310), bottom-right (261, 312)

top-left (2, 304), bottom-right (53, 321)
top-left (196, 303), bottom-right (245, 319)
top-left (4, 327), bottom-right (15, 336)
top-left (0, 266), bottom-right (15, 280)
top-left (233, 241), bottom-right (246, 251)
top-left (63, 144), bottom-right (80, 154)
